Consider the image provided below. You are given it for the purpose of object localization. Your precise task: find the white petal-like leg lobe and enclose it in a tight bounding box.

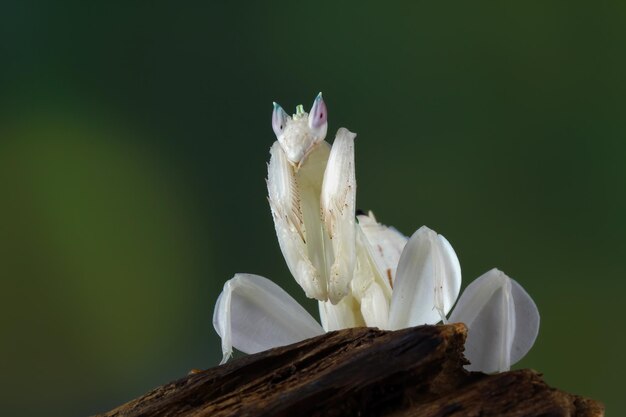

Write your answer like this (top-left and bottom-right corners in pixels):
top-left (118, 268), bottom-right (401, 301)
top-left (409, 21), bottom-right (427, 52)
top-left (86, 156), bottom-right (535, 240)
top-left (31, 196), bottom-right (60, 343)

top-left (360, 282), bottom-right (389, 329)
top-left (351, 227), bottom-right (384, 300)
top-left (267, 141), bottom-right (327, 300)
top-left (509, 277), bottom-right (540, 364)
top-left (213, 274), bottom-right (324, 365)
top-left (321, 128), bottom-right (357, 304)
top-left (448, 269), bottom-right (540, 373)
top-left (350, 229), bottom-right (390, 328)
top-left (387, 226), bottom-right (462, 330)
top-left (435, 234), bottom-right (462, 322)
top-left (319, 294), bottom-right (365, 331)
top-left (357, 211), bottom-right (408, 293)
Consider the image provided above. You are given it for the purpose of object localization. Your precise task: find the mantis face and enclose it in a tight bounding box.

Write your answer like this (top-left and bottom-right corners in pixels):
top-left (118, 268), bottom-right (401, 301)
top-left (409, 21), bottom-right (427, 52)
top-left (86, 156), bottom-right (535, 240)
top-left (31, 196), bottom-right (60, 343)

top-left (272, 92), bottom-right (328, 166)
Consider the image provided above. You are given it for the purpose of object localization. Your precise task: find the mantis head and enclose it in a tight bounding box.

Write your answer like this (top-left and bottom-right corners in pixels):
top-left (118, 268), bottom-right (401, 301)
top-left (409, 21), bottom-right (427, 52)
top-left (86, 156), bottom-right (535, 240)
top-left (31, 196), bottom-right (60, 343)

top-left (272, 92), bottom-right (328, 165)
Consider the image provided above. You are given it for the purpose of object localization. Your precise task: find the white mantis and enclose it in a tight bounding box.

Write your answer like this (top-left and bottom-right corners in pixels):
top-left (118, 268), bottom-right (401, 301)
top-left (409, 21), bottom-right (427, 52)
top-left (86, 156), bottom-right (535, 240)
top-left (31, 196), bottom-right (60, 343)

top-left (213, 94), bottom-right (540, 373)
top-left (267, 94), bottom-right (356, 304)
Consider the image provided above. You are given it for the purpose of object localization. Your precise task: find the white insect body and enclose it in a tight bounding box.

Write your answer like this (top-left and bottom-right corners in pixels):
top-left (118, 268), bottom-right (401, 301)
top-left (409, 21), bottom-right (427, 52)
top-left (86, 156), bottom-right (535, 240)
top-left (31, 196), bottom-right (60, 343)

top-left (213, 93), bottom-right (540, 372)
top-left (268, 93), bottom-right (357, 304)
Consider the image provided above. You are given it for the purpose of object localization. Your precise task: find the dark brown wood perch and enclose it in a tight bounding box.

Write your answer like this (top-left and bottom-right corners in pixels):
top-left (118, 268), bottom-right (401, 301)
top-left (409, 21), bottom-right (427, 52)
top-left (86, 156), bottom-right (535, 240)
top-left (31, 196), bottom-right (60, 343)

top-left (97, 324), bottom-right (604, 417)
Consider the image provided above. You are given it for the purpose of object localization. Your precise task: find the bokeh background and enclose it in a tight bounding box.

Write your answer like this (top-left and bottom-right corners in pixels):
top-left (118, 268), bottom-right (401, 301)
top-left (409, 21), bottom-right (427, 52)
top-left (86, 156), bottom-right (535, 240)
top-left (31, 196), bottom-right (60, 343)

top-left (1, 2), bottom-right (624, 415)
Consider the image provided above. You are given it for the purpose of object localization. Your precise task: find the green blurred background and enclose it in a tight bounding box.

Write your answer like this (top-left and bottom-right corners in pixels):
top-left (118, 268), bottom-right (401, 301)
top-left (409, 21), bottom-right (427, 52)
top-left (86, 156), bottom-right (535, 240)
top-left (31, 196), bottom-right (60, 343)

top-left (1, 2), bottom-right (624, 415)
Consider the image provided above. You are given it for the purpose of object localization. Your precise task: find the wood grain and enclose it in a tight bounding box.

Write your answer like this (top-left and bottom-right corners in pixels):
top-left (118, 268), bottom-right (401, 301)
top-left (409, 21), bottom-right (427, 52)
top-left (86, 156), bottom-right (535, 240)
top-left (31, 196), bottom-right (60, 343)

top-left (97, 324), bottom-right (604, 417)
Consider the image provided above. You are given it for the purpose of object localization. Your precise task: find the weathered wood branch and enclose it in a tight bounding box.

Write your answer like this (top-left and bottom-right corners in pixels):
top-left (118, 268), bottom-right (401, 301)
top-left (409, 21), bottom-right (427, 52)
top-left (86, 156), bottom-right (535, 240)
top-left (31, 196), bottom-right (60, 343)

top-left (97, 324), bottom-right (603, 417)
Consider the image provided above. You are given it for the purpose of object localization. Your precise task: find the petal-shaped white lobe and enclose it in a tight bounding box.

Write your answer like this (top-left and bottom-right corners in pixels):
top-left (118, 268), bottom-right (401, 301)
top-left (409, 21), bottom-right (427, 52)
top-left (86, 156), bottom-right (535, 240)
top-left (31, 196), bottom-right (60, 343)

top-left (321, 128), bottom-right (357, 304)
top-left (318, 294), bottom-right (365, 331)
top-left (387, 226), bottom-right (462, 329)
top-left (435, 233), bottom-right (462, 322)
top-left (267, 141), bottom-right (327, 300)
top-left (448, 268), bottom-right (540, 373)
top-left (351, 227), bottom-right (379, 299)
top-left (213, 273), bottom-right (324, 364)
top-left (509, 276), bottom-right (540, 364)
top-left (360, 282), bottom-right (389, 329)
top-left (350, 225), bottom-right (393, 328)
top-left (357, 211), bottom-right (408, 292)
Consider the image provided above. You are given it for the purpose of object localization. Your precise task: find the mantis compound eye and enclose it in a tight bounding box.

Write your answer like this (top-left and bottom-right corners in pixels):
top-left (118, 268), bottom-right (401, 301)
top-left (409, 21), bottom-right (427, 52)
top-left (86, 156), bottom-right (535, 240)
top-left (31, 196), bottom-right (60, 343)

top-left (272, 102), bottom-right (290, 138)
top-left (308, 92), bottom-right (327, 130)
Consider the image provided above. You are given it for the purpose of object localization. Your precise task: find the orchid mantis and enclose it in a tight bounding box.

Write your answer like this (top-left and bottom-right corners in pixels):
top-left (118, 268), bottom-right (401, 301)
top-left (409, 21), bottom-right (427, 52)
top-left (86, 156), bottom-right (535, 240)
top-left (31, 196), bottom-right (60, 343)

top-left (213, 94), bottom-right (540, 373)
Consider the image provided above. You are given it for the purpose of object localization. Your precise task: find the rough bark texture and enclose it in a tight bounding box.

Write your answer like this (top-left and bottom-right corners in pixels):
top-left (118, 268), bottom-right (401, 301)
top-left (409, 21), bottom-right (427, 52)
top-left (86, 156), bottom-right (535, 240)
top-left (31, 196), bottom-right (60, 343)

top-left (97, 324), bottom-right (604, 417)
